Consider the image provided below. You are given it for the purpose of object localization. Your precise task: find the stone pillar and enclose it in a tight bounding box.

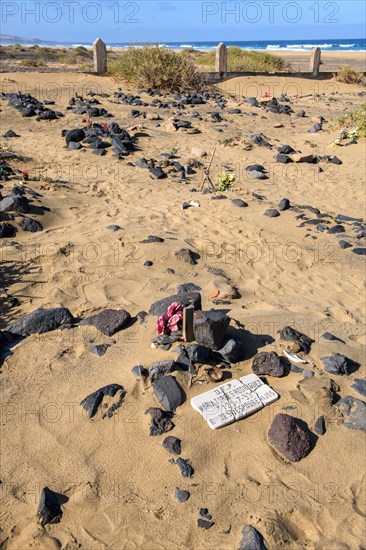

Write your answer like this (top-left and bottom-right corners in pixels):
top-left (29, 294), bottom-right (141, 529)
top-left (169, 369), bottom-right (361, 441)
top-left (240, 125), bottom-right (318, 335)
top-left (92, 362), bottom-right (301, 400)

top-left (93, 38), bottom-right (107, 74)
top-left (215, 42), bottom-right (227, 74)
top-left (310, 47), bottom-right (321, 77)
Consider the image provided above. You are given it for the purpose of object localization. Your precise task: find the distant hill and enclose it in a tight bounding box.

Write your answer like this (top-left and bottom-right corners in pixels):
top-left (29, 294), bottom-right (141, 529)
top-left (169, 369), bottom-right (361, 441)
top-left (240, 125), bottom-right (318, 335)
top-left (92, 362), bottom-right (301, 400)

top-left (0, 34), bottom-right (63, 45)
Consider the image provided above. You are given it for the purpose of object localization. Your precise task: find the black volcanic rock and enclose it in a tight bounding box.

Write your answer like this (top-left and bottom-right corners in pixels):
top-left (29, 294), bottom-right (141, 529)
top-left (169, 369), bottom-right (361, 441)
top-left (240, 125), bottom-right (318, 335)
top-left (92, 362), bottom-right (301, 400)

top-left (279, 326), bottom-right (313, 354)
top-left (37, 487), bottom-right (63, 526)
top-left (145, 407), bottom-right (175, 436)
top-left (268, 413), bottom-right (311, 462)
top-left (150, 292), bottom-right (201, 317)
top-left (80, 384), bottom-right (126, 419)
top-left (252, 351), bottom-right (285, 377)
top-left (152, 375), bottom-right (185, 411)
top-left (194, 310), bottom-right (230, 350)
top-left (80, 309), bottom-right (131, 336)
top-left (5, 307), bottom-right (74, 336)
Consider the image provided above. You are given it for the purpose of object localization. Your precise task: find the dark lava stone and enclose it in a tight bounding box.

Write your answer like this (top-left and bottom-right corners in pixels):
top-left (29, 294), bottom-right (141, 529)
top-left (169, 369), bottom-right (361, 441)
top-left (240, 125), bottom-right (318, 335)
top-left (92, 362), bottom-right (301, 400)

top-left (90, 344), bottom-right (110, 356)
top-left (37, 487), bottom-right (63, 526)
top-left (0, 222), bottom-right (17, 238)
top-left (314, 416), bottom-right (326, 435)
top-left (174, 488), bottom-right (190, 502)
top-left (198, 518), bottom-right (215, 529)
top-left (80, 309), bottom-right (131, 336)
top-left (238, 525), bottom-right (267, 550)
top-left (68, 141), bottom-right (82, 150)
top-left (264, 209), bottom-right (280, 217)
top-left (65, 128), bottom-right (85, 145)
top-left (252, 351), bottom-right (285, 377)
top-left (339, 240), bottom-right (352, 249)
top-left (321, 353), bottom-right (350, 375)
top-left (278, 198), bottom-right (290, 211)
top-left (163, 435), bottom-right (181, 455)
top-left (232, 198), bottom-right (248, 207)
top-left (268, 413), bottom-right (311, 462)
top-left (131, 365), bottom-right (148, 377)
top-left (20, 217), bottom-right (43, 232)
top-left (328, 225), bottom-right (345, 234)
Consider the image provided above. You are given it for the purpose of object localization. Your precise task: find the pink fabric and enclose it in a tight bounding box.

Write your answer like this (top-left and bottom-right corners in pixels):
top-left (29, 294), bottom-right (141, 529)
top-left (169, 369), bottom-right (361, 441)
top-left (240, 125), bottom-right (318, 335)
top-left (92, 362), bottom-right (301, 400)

top-left (167, 311), bottom-right (183, 332)
top-left (156, 302), bottom-right (183, 335)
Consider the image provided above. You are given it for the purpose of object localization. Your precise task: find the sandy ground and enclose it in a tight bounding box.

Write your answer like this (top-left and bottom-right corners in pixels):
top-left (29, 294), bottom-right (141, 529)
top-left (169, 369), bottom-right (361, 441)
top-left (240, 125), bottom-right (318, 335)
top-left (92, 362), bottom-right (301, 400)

top-left (0, 71), bottom-right (365, 550)
top-left (1, 47), bottom-right (365, 73)
top-left (273, 51), bottom-right (366, 72)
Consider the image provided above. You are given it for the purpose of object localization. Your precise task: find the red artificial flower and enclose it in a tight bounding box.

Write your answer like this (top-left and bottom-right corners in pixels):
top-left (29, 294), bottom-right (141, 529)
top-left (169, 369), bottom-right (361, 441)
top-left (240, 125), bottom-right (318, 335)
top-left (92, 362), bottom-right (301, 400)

top-left (156, 313), bottom-right (169, 335)
top-left (167, 302), bottom-right (183, 317)
top-left (167, 311), bottom-right (183, 332)
top-left (156, 302), bottom-right (184, 335)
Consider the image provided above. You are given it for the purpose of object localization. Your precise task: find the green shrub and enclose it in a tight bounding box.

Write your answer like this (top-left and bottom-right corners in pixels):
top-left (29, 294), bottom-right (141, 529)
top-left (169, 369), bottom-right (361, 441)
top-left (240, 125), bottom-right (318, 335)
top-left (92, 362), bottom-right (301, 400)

top-left (78, 61), bottom-right (94, 72)
top-left (336, 103), bottom-right (366, 137)
top-left (198, 46), bottom-right (288, 72)
top-left (59, 53), bottom-right (77, 65)
top-left (217, 172), bottom-right (236, 191)
top-left (108, 44), bottom-right (203, 91)
top-left (73, 46), bottom-right (92, 58)
top-left (27, 45), bottom-right (56, 58)
top-left (335, 65), bottom-right (365, 85)
top-left (19, 59), bottom-right (46, 67)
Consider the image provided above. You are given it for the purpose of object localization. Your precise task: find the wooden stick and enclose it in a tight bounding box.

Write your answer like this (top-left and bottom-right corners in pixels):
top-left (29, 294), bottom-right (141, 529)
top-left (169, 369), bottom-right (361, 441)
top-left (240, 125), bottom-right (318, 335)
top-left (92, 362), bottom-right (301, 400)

top-left (200, 147), bottom-right (216, 192)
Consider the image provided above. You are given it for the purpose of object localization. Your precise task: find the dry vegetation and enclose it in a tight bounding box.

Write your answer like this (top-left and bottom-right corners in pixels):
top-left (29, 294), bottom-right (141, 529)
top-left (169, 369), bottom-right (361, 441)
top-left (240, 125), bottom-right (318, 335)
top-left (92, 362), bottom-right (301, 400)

top-left (336, 103), bottom-right (366, 137)
top-left (335, 64), bottom-right (365, 85)
top-left (108, 45), bottom-right (204, 91)
top-left (0, 44), bottom-right (93, 69)
top-left (107, 45), bottom-right (290, 90)
top-left (196, 46), bottom-right (289, 72)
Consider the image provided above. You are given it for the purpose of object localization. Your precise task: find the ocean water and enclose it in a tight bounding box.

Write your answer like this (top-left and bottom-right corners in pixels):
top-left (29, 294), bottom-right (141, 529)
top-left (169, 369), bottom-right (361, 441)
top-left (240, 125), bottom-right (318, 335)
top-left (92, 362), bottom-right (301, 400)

top-left (3, 38), bottom-right (366, 52)
top-left (131, 39), bottom-right (366, 52)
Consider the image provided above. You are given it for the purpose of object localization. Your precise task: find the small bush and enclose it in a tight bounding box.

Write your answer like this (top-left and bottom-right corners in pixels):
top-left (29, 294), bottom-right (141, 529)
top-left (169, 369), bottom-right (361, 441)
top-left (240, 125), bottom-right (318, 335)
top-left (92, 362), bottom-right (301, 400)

top-left (59, 53), bottom-right (77, 65)
top-left (19, 59), bottom-right (46, 67)
top-left (73, 46), bottom-right (92, 58)
top-left (336, 103), bottom-right (366, 137)
top-left (27, 45), bottom-right (55, 59)
top-left (179, 48), bottom-right (202, 58)
top-left (79, 61), bottom-right (94, 72)
top-left (11, 44), bottom-right (25, 52)
top-left (335, 65), bottom-right (365, 85)
top-left (217, 172), bottom-right (236, 191)
top-left (198, 46), bottom-right (288, 72)
top-left (108, 45), bottom-right (203, 91)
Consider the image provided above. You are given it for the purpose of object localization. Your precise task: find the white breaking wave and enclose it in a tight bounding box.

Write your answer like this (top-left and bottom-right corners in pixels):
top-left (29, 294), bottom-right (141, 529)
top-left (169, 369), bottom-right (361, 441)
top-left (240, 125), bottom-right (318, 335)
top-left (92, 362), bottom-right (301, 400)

top-left (287, 43), bottom-right (334, 49)
top-left (339, 44), bottom-right (356, 47)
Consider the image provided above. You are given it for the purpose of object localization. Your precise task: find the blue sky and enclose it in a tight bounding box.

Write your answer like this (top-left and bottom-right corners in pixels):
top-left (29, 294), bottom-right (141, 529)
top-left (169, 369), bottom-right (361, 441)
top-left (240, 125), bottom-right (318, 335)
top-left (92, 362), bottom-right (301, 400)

top-left (1, 1), bottom-right (365, 43)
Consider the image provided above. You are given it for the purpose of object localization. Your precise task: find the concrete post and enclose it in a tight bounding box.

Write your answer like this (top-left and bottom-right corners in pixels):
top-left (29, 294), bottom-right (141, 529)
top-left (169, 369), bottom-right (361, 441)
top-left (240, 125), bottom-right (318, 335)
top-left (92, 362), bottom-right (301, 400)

top-left (310, 47), bottom-right (321, 77)
top-left (93, 38), bottom-right (107, 74)
top-left (215, 42), bottom-right (227, 74)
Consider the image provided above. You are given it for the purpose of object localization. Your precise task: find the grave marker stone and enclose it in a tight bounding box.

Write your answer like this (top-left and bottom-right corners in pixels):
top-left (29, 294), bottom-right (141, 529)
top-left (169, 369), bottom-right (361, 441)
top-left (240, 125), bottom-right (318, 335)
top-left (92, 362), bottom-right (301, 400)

top-left (93, 38), bottom-right (107, 74)
top-left (310, 47), bottom-right (321, 77)
top-left (215, 42), bottom-right (227, 74)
